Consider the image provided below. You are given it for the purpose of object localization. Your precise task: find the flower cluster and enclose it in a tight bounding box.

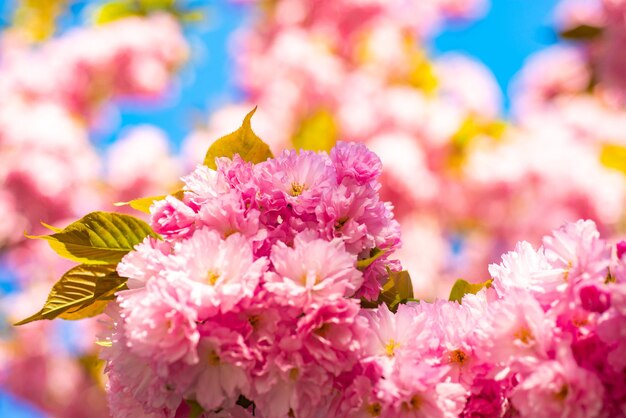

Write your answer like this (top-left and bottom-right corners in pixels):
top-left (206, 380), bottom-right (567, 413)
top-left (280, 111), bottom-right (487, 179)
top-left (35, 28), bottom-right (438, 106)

top-left (103, 136), bottom-right (626, 417)
top-left (103, 142), bottom-right (402, 417)
top-left (334, 219), bottom-right (626, 417)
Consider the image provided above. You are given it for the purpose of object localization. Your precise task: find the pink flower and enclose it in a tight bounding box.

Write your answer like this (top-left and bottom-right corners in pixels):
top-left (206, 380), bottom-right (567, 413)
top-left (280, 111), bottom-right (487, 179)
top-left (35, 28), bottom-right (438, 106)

top-left (489, 241), bottom-right (565, 308)
top-left (316, 183), bottom-right (400, 258)
top-left (117, 236), bottom-right (173, 289)
top-left (359, 303), bottom-right (426, 374)
top-left (295, 298), bottom-right (365, 374)
top-left (460, 377), bottom-right (511, 418)
top-left (330, 141), bottom-right (382, 185)
top-left (579, 284), bottom-right (611, 313)
top-left (168, 229), bottom-right (268, 316)
top-left (150, 195), bottom-right (197, 238)
top-left (252, 356), bottom-right (333, 418)
top-left (510, 346), bottom-right (604, 418)
top-left (181, 164), bottom-right (231, 208)
top-left (197, 190), bottom-right (264, 242)
top-left (265, 232), bottom-right (363, 306)
top-left (183, 329), bottom-right (252, 411)
top-left (542, 220), bottom-right (610, 285)
top-left (101, 309), bottom-right (185, 417)
top-left (474, 290), bottom-right (553, 369)
top-left (254, 149), bottom-right (337, 215)
top-left (118, 279), bottom-right (200, 365)
top-left (380, 362), bottom-right (468, 418)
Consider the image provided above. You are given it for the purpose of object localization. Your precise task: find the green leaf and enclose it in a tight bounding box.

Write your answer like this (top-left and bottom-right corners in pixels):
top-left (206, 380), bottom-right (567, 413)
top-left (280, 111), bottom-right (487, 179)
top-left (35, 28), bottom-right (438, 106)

top-left (203, 107), bottom-right (273, 169)
top-left (26, 211), bottom-right (158, 265)
top-left (448, 278), bottom-right (492, 303)
top-left (15, 264), bottom-right (127, 325)
top-left (356, 247), bottom-right (386, 270)
top-left (292, 110), bottom-right (338, 152)
top-left (93, 1), bottom-right (137, 24)
top-left (114, 189), bottom-right (185, 214)
top-left (379, 270), bottom-right (414, 312)
top-left (560, 24), bottom-right (603, 41)
top-left (40, 221), bottom-right (63, 233)
top-left (360, 270), bottom-right (415, 311)
top-left (186, 400), bottom-right (204, 418)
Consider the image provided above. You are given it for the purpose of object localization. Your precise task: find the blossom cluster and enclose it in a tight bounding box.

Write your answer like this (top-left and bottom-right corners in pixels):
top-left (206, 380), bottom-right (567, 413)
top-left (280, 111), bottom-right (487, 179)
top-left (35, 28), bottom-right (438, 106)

top-left (333, 219), bottom-right (626, 418)
top-left (104, 142), bottom-right (626, 418)
top-left (103, 142), bottom-right (403, 417)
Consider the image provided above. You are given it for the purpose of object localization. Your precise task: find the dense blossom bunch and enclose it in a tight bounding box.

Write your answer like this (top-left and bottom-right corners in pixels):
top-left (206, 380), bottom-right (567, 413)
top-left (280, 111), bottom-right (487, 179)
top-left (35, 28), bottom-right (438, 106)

top-left (102, 138), bottom-right (626, 417)
top-left (335, 219), bottom-right (626, 418)
top-left (103, 142), bottom-right (402, 417)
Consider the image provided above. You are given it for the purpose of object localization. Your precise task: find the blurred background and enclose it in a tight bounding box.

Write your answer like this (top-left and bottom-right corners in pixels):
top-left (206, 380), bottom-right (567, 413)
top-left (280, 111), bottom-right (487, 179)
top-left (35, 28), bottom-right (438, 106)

top-left (3, 0), bottom-right (626, 416)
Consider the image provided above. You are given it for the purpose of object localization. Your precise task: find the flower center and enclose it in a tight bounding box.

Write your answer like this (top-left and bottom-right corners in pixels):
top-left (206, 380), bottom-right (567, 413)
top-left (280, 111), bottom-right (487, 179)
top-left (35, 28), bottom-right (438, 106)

top-left (367, 402), bottom-right (382, 416)
top-left (401, 395), bottom-right (422, 412)
top-left (409, 395), bottom-right (422, 411)
top-left (315, 323), bottom-right (330, 337)
top-left (555, 384), bottom-right (569, 401)
top-left (290, 182), bottom-right (307, 196)
top-left (206, 270), bottom-right (220, 286)
top-left (514, 326), bottom-right (534, 345)
top-left (385, 339), bottom-right (401, 357)
top-left (335, 216), bottom-right (349, 230)
top-left (448, 349), bottom-right (468, 365)
top-left (207, 350), bottom-right (220, 366)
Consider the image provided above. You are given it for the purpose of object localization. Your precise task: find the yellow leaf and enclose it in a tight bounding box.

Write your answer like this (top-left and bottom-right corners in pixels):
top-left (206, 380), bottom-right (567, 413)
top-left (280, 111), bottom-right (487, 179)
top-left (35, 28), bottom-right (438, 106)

top-left (292, 110), bottom-right (337, 152)
top-left (26, 211), bottom-right (158, 265)
top-left (11, 0), bottom-right (67, 42)
top-left (114, 189), bottom-right (184, 214)
top-left (92, 1), bottom-right (137, 25)
top-left (40, 221), bottom-right (63, 233)
top-left (600, 144), bottom-right (626, 175)
top-left (203, 108), bottom-right (273, 169)
top-left (356, 247), bottom-right (386, 270)
top-left (379, 270), bottom-right (414, 311)
top-left (15, 264), bottom-right (126, 325)
top-left (449, 278), bottom-right (492, 303)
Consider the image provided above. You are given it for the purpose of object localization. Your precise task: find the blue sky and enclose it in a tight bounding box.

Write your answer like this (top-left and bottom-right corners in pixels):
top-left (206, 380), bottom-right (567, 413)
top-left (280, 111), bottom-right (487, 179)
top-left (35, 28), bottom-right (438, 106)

top-left (434, 0), bottom-right (560, 108)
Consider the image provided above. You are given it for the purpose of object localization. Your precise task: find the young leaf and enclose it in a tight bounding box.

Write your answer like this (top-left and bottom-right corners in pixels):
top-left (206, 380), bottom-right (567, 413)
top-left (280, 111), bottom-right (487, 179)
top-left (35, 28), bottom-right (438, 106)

top-left (448, 278), bottom-right (492, 303)
top-left (203, 107), bottom-right (273, 169)
top-left (379, 270), bottom-right (414, 312)
top-left (292, 110), bottom-right (337, 152)
top-left (15, 264), bottom-right (127, 325)
top-left (560, 24), bottom-right (603, 41)
top-left (186, 400), bottom-right (205, 418)
top-left (26, 211), bottom-right (158, 265)
top-left (40, 221), bottom-right (63, 233)
top-left (356, 247), bottom-right (386, 270)
top-left (115, 189), bottom-right (185, 214)
top-left (600, 144), bottom-right (626, 175)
